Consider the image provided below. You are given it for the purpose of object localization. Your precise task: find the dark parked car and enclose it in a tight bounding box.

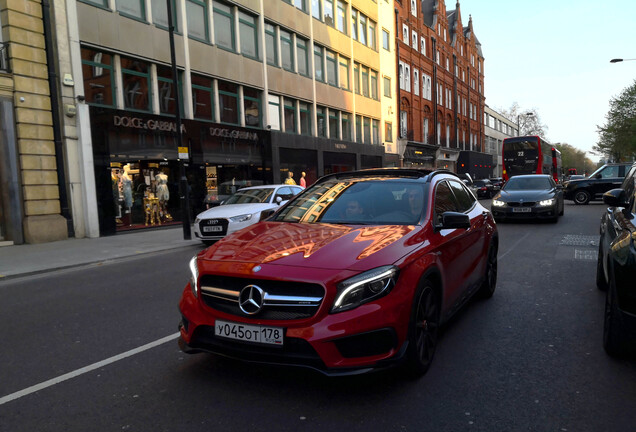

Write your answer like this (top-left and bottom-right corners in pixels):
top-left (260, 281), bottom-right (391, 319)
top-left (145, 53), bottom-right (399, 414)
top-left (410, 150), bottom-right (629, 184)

top-left (491, 174), bottom-right (564, 222)
top-left (473, 179), bottom-right (496, 198)
top-left (179, 169), bottom-right (498, 376)
top-left (489, 177), bottom-right (505, 189)
top-left (564, 163), bottom-right (632, 205)
top-left (596, 162), bottom-right (636, 355)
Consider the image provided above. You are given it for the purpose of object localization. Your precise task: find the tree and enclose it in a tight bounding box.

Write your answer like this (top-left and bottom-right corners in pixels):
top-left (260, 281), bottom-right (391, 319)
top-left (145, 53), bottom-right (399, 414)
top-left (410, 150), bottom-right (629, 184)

top-left (553, 142), bottom-right (596, 175)
top-left (594, 80), bottom-right (636, 162)
top-left (496, 102), bottom-right (549, 137)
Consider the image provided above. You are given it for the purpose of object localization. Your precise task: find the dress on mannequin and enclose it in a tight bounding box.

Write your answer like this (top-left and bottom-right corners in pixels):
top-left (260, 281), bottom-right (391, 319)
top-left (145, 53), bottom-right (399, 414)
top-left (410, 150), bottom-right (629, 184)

top-left (121, 167), bottom-right (133, 210)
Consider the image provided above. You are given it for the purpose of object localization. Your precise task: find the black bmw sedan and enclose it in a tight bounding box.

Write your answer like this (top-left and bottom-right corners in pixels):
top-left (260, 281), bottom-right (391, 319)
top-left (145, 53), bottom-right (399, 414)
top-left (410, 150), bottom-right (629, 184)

top-left (596, 162), bottom-right (636, 356)
top-left (491, 174), bottom-right (564, 222)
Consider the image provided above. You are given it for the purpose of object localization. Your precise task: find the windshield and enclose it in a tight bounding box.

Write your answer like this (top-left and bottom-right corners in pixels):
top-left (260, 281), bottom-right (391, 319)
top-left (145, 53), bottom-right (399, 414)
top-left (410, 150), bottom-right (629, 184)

top-left (503, 176), bottom-right (552, 191)
top-left (272, 178), bottom-right (427, 225)
top-left (223, 188), bottom-right (274, 204)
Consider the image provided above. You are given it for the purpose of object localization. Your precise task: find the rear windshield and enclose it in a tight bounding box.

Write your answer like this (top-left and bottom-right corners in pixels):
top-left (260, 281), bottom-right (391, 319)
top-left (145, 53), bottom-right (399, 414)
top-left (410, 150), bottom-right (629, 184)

top-left (504, 138), bottom-right (539, 176)
top-left (272, 178), bottom-right (427, 225)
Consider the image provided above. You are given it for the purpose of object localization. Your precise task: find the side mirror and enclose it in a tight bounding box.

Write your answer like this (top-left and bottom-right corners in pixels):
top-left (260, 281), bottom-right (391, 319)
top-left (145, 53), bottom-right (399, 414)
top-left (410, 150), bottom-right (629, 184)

top-left (602, 188), bottom-right (628, 207)
top-left (594, 173), bottom-right (602, 179)
top-left (556, 184), bottom-right (563, 190)
top-left (437, 211), bottom-right (471, 230)
top-left (276, 196), bottom-right (283, 204)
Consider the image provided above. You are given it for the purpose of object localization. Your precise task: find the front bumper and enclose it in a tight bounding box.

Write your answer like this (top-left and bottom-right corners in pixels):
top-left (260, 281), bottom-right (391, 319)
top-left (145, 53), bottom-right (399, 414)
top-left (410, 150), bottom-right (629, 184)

top-left (492, 204), bottom-right (558, 220)
top-left (178, 275), bottom-right (413, 375)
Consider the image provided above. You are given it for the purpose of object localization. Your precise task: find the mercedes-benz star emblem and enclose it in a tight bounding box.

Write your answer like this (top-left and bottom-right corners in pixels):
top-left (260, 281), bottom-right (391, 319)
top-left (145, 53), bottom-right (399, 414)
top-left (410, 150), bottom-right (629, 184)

top-left (238, 285), bottom-right (265, 315)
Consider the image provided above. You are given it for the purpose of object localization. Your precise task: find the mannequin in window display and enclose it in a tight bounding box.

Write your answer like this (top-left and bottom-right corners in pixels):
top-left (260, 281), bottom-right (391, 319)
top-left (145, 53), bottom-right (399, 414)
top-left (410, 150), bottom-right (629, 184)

top-left (121, 164), bottom-right (133, 225)
top-left (112, 169), bottom-right (123, 226)
top-left (155, 169), bottom-right (172, 221)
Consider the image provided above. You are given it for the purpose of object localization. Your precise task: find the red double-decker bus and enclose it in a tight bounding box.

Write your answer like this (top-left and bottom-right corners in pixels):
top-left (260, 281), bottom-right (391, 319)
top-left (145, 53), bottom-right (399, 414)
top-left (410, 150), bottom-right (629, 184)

top-left (502, 135), bottom-right (562, 183)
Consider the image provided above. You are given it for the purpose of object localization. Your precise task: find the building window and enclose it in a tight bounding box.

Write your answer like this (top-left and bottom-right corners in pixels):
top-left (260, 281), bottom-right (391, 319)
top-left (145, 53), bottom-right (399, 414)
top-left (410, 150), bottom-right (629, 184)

top-left (284, 98), bottom-right (296, 133)
top-left (280, 29), bottom-right (294, 72)
top-left (82, 0), bottom-right (108, 6)
top-left (117, 0), bottom-right (145, 20)
top-left (243, 87), bottom-right (261, 127)
top-left (355, 114), bottom-right (362, 143)
top-left (188, 0), bottom-right (210, 42)
top-left (267, 94), bottom-right (281, 130)
top-left (410, 0), bottom-right (417, 16)
top-left (239, 11), bottom-right (258, 59)
top-left (383, 76), bottom-right (391, 98)
top-left (385, 121), bottom-right (392, 142)
top-left (341, 113), bottom-right (351, 140)
top-left (316, 106), bottom-right (326, 137)
top-left (372, 119), bottom-right (379, 144)
top-left (339, 55), bottom-right (350, 90)
top-left (413, 69), bottom-right (419, 96)
top-left (151, 0), bottom-right (178, 31)
top-left (157, 65), bottom-right (181, 115)
top-left (326, 50), bottom-right (337, 86)
top-left (336, 0), bottom-right (347, 34)
top-left (361, 65), bottom-right (369, 97)
top-left (296, 37), bottom-right (309, 76)
top-left (265, 23), bottom-right (277, 66)
top-left (324, 0), bottom-right (334, 26)
top-left (299, 102), bottom-right (311, 135)
top-left (358, 14), bottom-right (367, 45)
top-left (363, 117), bottom-right (371, 143)
top-left (351, 9), bottom-right (358, 41)
top-left (121, 57), bottom-right (151, 112)
top-left (420, 36), bottom-right (426, 55)
top-left (329, 110), bottom-right (339, 139)
top-left (400, 111), bottom-right (407, 138)
top-left (213, 2), bottom-right (236, 49)
top-left (423, 118), bottom-right (429, 143)
top-left (191, 74), bottom-right (214, 120)
top-left (368, 20), bottom-right (376, 50)
top-left (370, 70), bottom-right (378, 100)
top-left (81, 48), bottom-right (116, 107)
top-left (422, 73), bottom-right (431, 100)
top-left (412, 31), bottom-right (417, 50)
top-left (312, 0), bottom-right (321, 20)
top-left (218, 80), bottom-right (239, 124)
top-left (402, 24), bottom-right (408, 43)
top-left (404, 64), bottom-right (410, 92)
top-left (314, 45), bottom-right (324, 82)
top-left (353, 63), bottom-right (360, 94)
top-left (382, 29), bottom-right (390, 51)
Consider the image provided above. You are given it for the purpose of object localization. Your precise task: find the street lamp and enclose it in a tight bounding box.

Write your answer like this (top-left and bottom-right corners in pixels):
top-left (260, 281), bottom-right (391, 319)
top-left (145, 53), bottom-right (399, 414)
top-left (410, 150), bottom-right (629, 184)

top-left (517, 111), bottom-right (534, 136)
top-left (610, 58), bottom-right (636, 63)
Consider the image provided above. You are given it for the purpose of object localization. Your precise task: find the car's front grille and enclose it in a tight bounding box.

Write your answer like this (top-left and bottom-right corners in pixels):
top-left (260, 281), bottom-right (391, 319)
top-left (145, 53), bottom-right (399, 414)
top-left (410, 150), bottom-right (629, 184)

top-left (507, 202), bottom-right (536, 207)
top-left (199, 218), bottom-right (228, 236)
top-left (199, 275), bottom-right (325, 320)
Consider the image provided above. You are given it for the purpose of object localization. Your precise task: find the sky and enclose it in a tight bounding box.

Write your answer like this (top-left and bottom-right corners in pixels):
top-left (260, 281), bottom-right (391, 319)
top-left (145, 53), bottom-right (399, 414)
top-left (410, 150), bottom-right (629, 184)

top-left (463, 0), bottom-right (636, 162)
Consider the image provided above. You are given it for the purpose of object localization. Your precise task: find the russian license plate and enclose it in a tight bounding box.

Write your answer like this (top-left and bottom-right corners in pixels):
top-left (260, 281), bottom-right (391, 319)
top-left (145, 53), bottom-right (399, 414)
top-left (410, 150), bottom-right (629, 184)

top-left (513, 207), bottom-right (531, 213)
top-left (203, 225), bottom-right (223, 232)
top-left (215, 320), bottom-right (284, 345)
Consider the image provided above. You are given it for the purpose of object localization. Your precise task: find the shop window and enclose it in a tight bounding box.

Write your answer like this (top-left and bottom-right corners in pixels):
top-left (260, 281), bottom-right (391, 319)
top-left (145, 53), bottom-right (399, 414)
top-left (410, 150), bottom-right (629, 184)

top-left (267, 94), bottom-right (281, 130)
top-left (239, 11), bottom-right (258, 59)
top-left (187, 0), bottom-right (209, 42)
top-left (341, 113), bottom-right (351, 141)
top-left (284, 98), bottom-right (296, 133)
top-left (121, 57), bottom-right (151, 112)
top-left (157, 65), bottom-right (182, 116)
top-left (326, 50), bottom-right (337, 86)
top-left (218, 80), bottom-right (239, 125)
top-left (81, 47), bottom-right (115, 107)
top-left (280, 29), bottom-right (294, 72)
top-left (328, 110), bottom-right (339, 139)
top-left (151, 0), bottom-right (178, 31)
top-left (117, 0), bottom-right (145, 20)
top-left (299, 102), bottom-right (310, 135)
top-left (316, 106), bottom-right (326, 137)
top-left (314, 45), bottom-right (324, 82)
top-left (191, 74), bottom-right (214, 120)
top-left (243, 87), bottom-right (261, 127)
top-left (265, 23), bottom-right (277, 66)
top-left (296, 37), bottom-right (309, 77)
top-left (213, 1), bottom-right (234, 49)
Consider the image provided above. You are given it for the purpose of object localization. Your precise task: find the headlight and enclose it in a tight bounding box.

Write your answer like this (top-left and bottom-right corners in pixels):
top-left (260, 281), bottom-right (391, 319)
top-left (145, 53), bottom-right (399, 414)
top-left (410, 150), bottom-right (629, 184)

top-left (538, 199), bottom-right (555, 206)
top-left (331, 266), bottom-right (399, 313)
top-left (229, 213), bottom-right (253, 223)
top-left (194, 217), bottom-right (200, 224)
top-left (492, 199), bottom-right (505, 207)
top-left (189, 256), bottom-right (199, 298)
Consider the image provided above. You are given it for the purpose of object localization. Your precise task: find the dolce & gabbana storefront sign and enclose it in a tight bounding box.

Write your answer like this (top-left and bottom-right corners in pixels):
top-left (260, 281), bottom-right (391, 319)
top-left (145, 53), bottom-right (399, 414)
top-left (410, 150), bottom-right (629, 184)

top-left (113, 115), bottom-right (187, 134)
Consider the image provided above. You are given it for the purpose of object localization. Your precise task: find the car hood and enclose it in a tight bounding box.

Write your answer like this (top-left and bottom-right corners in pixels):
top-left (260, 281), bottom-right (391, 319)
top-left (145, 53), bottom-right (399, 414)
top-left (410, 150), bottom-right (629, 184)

top-left (199, 221), bottom-right (422, 270)
top-left (196, 203), bottom-right (277, 219)
top-left (497, 190), bottom-right (554, 201)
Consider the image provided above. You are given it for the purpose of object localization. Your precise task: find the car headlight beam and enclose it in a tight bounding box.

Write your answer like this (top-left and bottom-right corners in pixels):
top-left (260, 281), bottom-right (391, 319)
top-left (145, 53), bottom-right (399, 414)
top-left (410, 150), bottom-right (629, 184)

top-left (189, 256), bottom-right (199, 298)
top-left (492, 199), bottom-right (505, 207)
top-left (331, 266), bottom-right (399, 313)
top-left (229, 213), bottom-right (253, 223)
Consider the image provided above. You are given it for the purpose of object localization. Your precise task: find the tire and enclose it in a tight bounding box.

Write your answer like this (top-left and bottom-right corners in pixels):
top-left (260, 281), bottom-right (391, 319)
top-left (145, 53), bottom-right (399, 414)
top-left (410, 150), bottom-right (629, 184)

top-left (559, 199), bottom-right (564, 216)
top-left (596, 239), bottom-right (608, 291)
top-left (479, 239), bottom-right (498, 298)
top-left (405, 280), bottom-right (440, 376)
top-left (573, 190), bottom-right (591, 205)
top-left (603, 279), bottom-right (632, 356)
top-left (202, 240), bottom-right (216, 246)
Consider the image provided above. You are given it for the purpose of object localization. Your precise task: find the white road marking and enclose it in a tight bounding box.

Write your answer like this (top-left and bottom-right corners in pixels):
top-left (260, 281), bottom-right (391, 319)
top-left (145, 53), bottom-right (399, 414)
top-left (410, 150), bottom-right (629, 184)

top-left (0, 333), bottom-right (179, 406)
top-left (498, 232), bottom-right (531, 261)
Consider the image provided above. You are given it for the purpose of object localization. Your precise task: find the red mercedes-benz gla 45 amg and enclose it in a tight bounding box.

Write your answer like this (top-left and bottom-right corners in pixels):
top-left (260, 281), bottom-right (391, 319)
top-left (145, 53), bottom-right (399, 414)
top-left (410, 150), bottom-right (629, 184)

top-left (179, 169), bottom-right (498, 376)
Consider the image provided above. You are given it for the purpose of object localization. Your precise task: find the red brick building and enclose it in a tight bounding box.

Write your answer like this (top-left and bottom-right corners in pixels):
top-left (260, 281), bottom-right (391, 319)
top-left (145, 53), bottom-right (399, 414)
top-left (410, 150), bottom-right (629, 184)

top-left (395, 0), bottom-right (485, 172)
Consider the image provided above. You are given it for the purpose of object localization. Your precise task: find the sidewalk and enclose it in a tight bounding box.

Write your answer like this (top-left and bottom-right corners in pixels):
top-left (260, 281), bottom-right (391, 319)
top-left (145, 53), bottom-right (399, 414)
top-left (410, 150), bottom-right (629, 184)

top-left (0, 226), bottom-right (203, 280)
